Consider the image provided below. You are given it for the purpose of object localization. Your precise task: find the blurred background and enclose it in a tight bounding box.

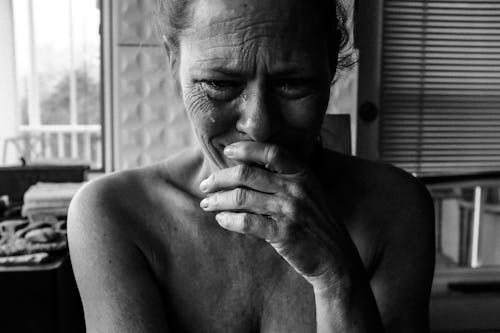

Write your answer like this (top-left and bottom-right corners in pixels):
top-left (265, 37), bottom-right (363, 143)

top-left (0, 0), bottom-right (499, 332)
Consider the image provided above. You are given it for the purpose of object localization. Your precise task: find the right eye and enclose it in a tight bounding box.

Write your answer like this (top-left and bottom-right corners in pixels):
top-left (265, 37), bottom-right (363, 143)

top-left (200, 80), bottom-right (242, 101)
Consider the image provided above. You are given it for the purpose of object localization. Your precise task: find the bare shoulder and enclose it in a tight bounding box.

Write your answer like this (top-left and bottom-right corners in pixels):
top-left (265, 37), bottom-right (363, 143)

top-left (69, 146), bottom-right (204, 226)
top-left (320, 150), bottom-right (435, 281)
top-left (352, 154), bottom-right (435, 260)
top-left (322, 150), bottom-right (434, 237)
top-left (67, 165), bottom-right (172, 331)
top-left (68, 166), bottom-right (155, 235)
top-left (66, 147), bottom-right (203, 332)
top-left (322, 151), bottom-right (435, 330)
top-left (67, 146), bottom-right (206, 274)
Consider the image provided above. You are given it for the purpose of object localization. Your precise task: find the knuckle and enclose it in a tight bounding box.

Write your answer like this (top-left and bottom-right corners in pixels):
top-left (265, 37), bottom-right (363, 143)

top-left (281, 196), bottom-right (304, 221)
top-left (236, 164), bottom-right (252, 182)
top-left (234, 188), bottom-right (247, 206)
top-left (210, 193), bottom-right (219, 207)
top-left (287, 182), bottom-right (306, 200)
top-left (265, 199), bottom-right (279, 214)
top-left (282, 199), bottom-right (297, 219)
top-left (239, 213), bottom-right (252, 233)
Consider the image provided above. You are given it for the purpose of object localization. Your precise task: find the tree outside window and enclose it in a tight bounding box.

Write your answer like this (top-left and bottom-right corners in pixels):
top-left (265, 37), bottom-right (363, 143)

top-left (2, 0), bottom-right (102, 169)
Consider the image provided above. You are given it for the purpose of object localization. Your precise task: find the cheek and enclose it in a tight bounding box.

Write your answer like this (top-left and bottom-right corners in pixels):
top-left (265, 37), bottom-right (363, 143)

top-left (182, 84), bottom-right (236, 138)
top-left (279, 89), bottom-right (330, 133)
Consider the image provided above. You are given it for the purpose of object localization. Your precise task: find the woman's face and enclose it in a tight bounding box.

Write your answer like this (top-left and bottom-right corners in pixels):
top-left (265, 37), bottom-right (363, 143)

top-left (177, 0), bottom-right (334, 169)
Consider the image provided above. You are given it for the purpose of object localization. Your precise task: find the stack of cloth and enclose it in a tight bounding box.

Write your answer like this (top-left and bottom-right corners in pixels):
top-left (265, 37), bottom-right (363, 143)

top-left (0, 182), bottom-right (86, 266)
top-left (0, 217), bottom-right (67, 265)
top-left (22, 182), bottom-right (85, 220)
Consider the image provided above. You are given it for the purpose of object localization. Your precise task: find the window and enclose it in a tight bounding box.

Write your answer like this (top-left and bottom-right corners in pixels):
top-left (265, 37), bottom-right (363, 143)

top-left (379, 0), bottom-right (500, 176)
top-left (1, 0), bottom-right (103, 169)
top-left (378, 1), bottom-right (500, 273)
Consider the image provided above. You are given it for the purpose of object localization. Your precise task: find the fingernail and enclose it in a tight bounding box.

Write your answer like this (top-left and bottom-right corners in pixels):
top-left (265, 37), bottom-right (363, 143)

top-left (200, 198), bottom-right (208, 209)
top-left (199, 179), bottom-right (209, 192)
top-left (224, 146), bottom-right (234, 157)
top-left (215, 213), bottom-right (226, 224)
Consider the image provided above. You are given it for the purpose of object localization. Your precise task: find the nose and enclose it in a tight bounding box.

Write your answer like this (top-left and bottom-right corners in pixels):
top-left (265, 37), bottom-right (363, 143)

top-left (236, 84), bottom-right (276, 142)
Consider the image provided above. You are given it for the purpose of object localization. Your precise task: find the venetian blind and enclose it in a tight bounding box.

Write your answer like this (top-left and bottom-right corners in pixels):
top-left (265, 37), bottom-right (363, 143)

top-left (379, 0), bottom-right (500, 176)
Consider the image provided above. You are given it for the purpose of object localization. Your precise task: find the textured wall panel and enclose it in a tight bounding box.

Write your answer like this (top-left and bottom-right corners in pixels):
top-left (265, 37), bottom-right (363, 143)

top-left (116, 46), bottom-right (193, 170)
top-left (117, 0), bottom-right (159, 45)
top-left (115, 0), bottom-right (196, 170)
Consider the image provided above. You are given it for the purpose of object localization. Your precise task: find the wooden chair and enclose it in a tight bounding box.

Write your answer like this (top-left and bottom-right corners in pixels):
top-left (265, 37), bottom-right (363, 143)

top-left (2, 133), bottom-right (45, 165)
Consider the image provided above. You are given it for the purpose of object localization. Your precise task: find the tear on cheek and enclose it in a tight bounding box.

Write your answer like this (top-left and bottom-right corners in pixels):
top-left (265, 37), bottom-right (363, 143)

top-left (199, 112), bottom-right (220, 128)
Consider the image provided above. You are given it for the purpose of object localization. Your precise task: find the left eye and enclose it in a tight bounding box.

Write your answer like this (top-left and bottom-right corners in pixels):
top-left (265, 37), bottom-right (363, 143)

top-left (201, 80), bottom-right (242, 101)
top-left (274, 79), bottom-right (315, 99)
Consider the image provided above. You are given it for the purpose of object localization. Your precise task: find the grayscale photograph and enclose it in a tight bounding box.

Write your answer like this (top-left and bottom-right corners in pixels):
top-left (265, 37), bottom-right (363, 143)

top-left (0, 0), bottom-right (499, 332)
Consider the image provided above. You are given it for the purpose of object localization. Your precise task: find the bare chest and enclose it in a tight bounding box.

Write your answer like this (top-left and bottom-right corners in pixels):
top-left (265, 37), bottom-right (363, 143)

top-left (139, 179), bottom-right (378, 332)
top-left (135, 194), bottom-right (310, 331)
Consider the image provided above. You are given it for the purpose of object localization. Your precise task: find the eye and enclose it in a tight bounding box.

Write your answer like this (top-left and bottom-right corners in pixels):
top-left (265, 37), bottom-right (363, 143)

top-left (200, 80), bottom-right (242, 101)
top-left (274, 79), bottom-right (317, 99)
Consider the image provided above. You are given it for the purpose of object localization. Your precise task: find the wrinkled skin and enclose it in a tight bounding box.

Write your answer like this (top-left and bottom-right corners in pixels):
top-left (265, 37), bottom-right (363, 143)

top-left (179, 0), bottom-right (351, 288)
top-left (68, 0), bottom-right (435, 332)
top-left (179, 0), bottom-right (332, 171)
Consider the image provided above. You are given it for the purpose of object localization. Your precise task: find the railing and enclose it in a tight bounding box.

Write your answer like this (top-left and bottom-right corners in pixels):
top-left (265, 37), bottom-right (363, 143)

top-left (16, 125), bottom-right (102, 169)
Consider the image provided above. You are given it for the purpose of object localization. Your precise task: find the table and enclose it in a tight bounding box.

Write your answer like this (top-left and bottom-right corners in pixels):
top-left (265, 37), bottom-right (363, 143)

top-left (0, 255), bottom-right (85, 333)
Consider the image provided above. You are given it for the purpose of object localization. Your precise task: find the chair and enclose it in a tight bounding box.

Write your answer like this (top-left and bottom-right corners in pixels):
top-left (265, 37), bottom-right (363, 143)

top-left (2, 133), bottom-right (45, 165)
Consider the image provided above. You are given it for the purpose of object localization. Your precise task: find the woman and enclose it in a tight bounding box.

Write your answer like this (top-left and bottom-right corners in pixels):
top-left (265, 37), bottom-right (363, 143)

top-left (68, 0), bottom-right (435, 331)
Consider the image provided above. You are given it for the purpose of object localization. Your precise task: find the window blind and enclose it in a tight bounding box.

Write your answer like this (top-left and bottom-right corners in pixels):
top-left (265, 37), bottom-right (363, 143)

top-left (379, 0), bottom-right (500, 176)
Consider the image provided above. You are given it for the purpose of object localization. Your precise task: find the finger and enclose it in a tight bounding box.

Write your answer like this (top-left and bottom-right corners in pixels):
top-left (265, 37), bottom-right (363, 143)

top-left (224, 141), bottom-right (304, 174)
top-left (200, 164), bottom-right (282, 194)
top-left (200, 188), bottom-right (280, 216)
top-left (215, 212), bottom-right (279, 241)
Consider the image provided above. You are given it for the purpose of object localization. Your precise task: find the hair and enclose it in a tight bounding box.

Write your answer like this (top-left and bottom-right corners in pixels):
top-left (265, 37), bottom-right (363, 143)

top-left (155, 0), bottom-right (355, 79)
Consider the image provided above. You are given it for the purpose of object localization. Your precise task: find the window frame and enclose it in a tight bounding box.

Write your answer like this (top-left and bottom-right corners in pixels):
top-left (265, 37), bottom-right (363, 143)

top-left (9, 0), bottom-right (111, 173)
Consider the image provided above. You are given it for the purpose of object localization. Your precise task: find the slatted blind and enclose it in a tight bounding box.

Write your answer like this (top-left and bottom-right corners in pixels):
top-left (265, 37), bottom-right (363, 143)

top-left (379, 0), bottom-right (500, 176)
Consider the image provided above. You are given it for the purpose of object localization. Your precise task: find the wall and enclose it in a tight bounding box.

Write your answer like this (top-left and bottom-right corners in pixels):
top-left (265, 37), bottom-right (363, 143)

top-left (112, 0), bottom-right (196, 170)
top-left (355, 0), bottom-right (383, 160)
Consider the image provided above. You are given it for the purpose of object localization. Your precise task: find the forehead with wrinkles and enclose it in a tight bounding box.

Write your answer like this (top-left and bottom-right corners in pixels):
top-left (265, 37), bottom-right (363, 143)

top-left (179, 0), bottom-right (328, 75)
top-left (187, 0), bottom-right (306, 34)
